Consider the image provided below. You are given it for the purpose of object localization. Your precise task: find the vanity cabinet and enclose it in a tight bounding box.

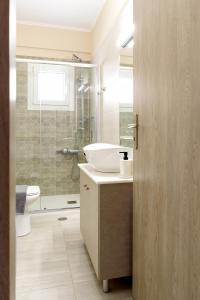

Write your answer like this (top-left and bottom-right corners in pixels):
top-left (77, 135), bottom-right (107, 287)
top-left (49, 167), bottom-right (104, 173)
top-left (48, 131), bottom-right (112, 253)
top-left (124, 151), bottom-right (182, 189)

top-left (79, 165), bottom-right (133, 290)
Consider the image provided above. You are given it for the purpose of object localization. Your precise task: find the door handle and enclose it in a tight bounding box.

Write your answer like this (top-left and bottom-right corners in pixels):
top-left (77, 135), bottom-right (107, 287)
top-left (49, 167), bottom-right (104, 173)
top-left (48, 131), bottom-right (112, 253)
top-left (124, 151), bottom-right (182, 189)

top-left (128, 124), bottom-right (137, 129)
top-left (135, 114), bottom-right (139, 150)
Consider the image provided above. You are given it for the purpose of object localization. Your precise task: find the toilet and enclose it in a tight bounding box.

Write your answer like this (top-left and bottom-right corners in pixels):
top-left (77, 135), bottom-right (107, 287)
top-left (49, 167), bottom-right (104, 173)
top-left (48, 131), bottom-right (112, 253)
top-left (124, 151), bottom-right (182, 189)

top-left (16, 186), bottom-right (40, 237)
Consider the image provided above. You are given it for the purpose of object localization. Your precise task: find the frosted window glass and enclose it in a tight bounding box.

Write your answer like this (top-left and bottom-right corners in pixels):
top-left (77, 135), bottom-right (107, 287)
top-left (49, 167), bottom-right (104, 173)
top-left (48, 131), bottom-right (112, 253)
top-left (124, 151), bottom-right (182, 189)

top-left (28, 63), bottom-right (74, 111)
top-left (38, 72), bottom-right (66, 103)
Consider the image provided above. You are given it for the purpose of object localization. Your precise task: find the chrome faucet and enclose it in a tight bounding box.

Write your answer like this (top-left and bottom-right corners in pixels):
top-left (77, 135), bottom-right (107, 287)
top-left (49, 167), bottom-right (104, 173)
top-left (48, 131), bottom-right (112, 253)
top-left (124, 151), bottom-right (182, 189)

top-left (56, 148), bottom-right (82, 155)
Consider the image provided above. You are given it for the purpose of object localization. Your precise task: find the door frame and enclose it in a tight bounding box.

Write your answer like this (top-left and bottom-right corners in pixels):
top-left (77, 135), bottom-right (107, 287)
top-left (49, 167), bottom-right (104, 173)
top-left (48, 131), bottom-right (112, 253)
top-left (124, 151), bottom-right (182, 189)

top-left (0, 0), bottom-right (16, 299)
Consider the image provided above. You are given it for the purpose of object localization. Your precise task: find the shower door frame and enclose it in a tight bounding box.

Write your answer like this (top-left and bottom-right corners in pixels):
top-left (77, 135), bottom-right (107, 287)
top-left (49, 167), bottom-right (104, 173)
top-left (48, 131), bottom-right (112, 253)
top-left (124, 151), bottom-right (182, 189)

top-left (16, 57), bottom-right (99, 212)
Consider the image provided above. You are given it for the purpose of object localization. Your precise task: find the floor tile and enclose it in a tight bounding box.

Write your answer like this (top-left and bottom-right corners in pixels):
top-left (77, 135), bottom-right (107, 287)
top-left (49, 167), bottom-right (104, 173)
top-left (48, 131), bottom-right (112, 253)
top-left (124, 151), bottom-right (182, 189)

top-left (74, 277), bottom-right (132, 300)
top-left (16, 285), bottom-right (76, 300)
top-left (17, 271), bottom-right (73, 293)
top-left (16, 209), bottom-right (132, 300)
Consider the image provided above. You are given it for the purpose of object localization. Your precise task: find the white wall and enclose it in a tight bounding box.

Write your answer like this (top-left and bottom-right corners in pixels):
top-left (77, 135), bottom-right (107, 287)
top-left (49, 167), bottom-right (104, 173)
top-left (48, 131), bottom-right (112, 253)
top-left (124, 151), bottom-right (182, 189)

top-left (17, 23), bottom-right (92, 61)
top-left (92, 0), bottom-right (128, 54)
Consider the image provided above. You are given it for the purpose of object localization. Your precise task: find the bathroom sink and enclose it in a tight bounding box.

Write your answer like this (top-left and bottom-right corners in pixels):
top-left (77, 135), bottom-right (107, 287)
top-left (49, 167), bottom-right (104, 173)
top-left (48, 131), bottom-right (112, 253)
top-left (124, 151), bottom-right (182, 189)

top-left (83, 143), bottom-right (132, 173)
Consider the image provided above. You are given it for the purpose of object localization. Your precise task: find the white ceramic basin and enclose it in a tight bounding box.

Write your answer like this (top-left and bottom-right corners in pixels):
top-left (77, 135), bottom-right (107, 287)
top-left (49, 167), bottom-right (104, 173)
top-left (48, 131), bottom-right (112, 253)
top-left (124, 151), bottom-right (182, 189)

top-left (83, 143), bottom-right (132, 173)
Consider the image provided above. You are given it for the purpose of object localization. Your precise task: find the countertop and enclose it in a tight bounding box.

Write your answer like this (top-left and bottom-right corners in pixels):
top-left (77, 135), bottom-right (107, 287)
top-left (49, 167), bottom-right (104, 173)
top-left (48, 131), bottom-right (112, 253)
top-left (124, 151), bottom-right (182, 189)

top-left (78, 163), bottom-right (133, 185)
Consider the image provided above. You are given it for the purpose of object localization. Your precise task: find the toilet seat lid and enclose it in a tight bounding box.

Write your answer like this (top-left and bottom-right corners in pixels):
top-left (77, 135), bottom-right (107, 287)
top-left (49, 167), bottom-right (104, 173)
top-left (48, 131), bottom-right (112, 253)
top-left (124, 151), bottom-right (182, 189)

top-left (27, 186), bottom-right (40, 196)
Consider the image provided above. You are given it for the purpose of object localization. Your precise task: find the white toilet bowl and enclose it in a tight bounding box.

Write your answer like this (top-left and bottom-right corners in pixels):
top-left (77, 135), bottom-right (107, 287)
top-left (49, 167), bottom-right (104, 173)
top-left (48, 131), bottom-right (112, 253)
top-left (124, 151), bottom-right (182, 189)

top-left (16, 186), bottom-right (40, 237)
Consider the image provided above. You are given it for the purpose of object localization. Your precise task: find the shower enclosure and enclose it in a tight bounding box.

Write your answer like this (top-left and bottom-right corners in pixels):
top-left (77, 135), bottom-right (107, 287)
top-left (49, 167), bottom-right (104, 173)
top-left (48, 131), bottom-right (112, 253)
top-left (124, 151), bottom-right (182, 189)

top-left (16, 58), bottom-right (97, 210)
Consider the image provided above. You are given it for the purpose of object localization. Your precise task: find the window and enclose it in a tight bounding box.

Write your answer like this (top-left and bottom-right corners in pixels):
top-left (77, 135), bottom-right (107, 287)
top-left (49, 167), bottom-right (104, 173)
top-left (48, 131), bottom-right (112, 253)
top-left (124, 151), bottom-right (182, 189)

top-left (28, 63), bottom-right (74, 111)
top-left (119, 67), bottom-right (133, 105)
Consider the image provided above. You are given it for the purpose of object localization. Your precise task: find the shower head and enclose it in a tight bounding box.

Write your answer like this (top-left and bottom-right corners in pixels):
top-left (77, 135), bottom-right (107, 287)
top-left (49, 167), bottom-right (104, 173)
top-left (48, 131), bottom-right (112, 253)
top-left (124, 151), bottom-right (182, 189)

top-left (72, 54), bottom-right (82, 62)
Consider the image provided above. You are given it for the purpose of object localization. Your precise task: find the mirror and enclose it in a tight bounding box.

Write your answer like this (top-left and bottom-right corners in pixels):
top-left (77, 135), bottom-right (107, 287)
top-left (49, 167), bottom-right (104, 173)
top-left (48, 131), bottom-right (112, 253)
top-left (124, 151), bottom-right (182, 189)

top-left (90, 0), bottom-right (134, 146)
top-left (118, 2), bottom-right (134, 148)
top-left (118, 66), bottom-right (133, 148)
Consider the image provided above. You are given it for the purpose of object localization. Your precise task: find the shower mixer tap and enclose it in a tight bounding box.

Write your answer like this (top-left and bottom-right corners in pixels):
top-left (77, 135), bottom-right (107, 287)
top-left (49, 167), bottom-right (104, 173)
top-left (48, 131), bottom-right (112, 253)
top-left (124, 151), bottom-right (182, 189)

top-left (56, 148), bottom-right (82, 155)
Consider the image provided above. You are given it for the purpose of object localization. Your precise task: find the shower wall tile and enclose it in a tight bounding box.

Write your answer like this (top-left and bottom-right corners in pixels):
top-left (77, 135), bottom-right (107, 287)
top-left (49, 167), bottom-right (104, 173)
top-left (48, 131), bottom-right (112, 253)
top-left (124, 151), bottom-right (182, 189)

top-left (16, 161), bottom-right (33, 181)
top-left (41, 138), bottom-right (57, 159)
top-left (16, 140), bottom-right (40, 160)
top-left (41, 177), bottom-right (56, 195)
top-left (40, 159), bottom-right (56, 176)
top-left (56, 179), bottom-right (80, 195)
top-left (16, 62), bottom-right (92, 198)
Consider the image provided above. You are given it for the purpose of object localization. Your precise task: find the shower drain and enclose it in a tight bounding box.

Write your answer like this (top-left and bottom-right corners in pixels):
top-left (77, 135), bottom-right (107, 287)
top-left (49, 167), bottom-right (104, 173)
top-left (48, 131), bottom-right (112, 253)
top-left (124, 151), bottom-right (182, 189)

top-left (57, 217), bottom-right (68, 221)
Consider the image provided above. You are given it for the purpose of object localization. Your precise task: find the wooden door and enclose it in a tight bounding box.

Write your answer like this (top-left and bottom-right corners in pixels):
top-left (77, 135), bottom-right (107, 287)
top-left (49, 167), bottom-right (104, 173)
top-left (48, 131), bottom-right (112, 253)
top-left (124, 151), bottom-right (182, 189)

top-left (133, 1), bottom-right (200, 300)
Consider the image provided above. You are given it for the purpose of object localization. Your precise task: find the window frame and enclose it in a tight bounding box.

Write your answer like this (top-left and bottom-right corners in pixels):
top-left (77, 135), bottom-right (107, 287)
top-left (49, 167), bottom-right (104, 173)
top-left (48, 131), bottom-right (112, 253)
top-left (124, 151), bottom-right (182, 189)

top-left (28, 63), bottom-right (74, 111)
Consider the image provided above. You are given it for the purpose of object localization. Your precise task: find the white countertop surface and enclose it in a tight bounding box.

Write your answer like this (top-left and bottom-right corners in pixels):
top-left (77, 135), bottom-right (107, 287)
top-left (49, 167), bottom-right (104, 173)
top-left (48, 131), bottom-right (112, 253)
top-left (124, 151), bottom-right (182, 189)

top-left (78, 163), bottom-right (133, 185)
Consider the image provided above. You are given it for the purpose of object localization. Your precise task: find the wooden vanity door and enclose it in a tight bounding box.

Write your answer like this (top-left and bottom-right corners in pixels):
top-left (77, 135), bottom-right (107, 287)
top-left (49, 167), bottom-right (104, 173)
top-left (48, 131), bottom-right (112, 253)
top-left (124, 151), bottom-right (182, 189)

top-left (133, 0), bottom-right (200, 300)
top-left (80, 171), bottom-right (99, 277)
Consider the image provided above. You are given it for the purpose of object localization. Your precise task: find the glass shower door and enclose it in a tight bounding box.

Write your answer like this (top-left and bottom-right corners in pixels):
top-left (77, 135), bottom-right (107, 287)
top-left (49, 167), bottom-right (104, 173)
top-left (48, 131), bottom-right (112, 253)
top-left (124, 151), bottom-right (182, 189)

top-left (16, 59), bottom-right (97, 212)
top-left (39, 64), bottom-right (97, 210)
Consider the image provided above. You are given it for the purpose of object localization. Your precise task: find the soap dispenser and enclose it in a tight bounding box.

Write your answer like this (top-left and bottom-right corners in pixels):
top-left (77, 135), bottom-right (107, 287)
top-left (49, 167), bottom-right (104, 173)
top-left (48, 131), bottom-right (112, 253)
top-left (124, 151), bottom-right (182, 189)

top-left (119, 151), bottom-right (133, 179)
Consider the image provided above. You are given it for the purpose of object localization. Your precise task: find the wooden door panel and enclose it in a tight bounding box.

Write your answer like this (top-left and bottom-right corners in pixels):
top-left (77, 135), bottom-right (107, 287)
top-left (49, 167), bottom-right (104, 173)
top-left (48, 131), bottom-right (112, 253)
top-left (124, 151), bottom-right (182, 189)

top-left (133, 1), bottom-right (200, 299)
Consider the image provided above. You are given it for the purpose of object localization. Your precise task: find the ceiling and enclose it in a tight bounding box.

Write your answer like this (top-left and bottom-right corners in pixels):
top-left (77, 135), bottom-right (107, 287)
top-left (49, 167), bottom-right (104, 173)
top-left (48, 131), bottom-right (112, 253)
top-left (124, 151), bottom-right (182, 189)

top-left (17, 0), bottom-right (107, 31)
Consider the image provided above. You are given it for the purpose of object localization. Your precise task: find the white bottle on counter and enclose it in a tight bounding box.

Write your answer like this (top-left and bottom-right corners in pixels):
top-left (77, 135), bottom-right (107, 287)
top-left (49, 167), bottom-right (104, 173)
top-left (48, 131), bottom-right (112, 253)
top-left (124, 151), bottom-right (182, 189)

top-left (119, 151), bottom-right (133, 179)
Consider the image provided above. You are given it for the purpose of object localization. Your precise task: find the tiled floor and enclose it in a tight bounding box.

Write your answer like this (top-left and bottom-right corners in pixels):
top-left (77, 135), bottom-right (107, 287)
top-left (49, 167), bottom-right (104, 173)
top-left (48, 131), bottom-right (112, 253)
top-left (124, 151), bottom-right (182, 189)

top-left (16, 209), bottom-right (132, 300)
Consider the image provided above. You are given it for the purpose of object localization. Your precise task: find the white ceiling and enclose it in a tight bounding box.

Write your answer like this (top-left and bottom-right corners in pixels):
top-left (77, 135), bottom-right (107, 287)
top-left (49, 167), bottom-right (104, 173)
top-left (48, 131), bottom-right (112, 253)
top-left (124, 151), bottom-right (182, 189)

top-left (17, 0), bottom-right (107, 31)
